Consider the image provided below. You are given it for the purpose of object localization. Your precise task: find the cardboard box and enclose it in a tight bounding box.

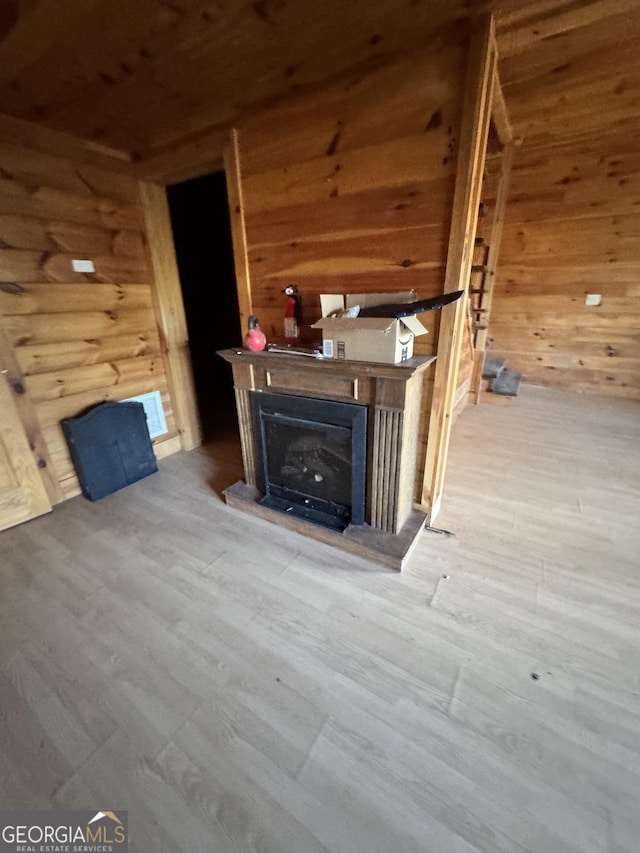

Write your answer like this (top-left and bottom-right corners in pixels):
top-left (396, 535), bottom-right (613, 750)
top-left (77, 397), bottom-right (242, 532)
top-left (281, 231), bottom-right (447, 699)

top-left (312, 291), bottom-right (428, 364)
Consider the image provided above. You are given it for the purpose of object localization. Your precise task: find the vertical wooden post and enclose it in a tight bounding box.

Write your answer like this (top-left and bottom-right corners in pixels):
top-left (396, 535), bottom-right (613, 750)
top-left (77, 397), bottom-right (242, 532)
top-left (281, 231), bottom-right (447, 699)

top-left (474, 139), bottom-right (514, 355)
top-left (421, 14), bottom-right (497, 519)
top-left (0, 319), bottom-right (63, 504)
top-left (224, 129), bottom-right (253, 336)
top-left (140, 182), bottom-right (202, 451)
top-left (471, 72), bottom-right (514, 402)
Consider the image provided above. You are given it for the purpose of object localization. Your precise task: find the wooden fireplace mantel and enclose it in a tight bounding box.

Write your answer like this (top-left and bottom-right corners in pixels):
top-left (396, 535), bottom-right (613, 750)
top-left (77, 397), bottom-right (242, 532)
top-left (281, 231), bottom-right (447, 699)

top-left (218, 348), bottom-right (436, 571)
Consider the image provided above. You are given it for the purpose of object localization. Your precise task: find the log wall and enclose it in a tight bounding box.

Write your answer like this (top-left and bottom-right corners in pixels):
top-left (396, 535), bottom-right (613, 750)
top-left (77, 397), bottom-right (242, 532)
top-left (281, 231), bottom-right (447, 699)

top-left (490, 6), bottom-right (640, 401)
top-left (235, 37), bottom-right (470, 497)
top-left (0, 127), bottom-right (179, 499)
top-left (489, 136), bottom-right (640, 400)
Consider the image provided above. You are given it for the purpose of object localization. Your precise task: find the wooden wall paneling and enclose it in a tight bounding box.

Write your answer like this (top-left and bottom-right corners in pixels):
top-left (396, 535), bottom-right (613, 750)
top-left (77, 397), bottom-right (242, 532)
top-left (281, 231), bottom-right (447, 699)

top-left (0, 318), bottom-right (63, 504)
top-left (0, 187), bottom-right (144, 233)
top-left (0, 112), bottom-right (132, 170)
top-left (500, 217), bottom-right (640, 264)
top-left (244, 176), bottom-right (457, 248)
top-left (0, 215), bottom-right (144, 257)
top-left (0, 123), bottom-right (184, 507)
top-left (224, 129), bottom-right (253, 335)
top-left (489, 131), bottom-right (640, 399)
top-left (0, 140), bottom-right (136, 201)
top-left (139, 182), bottom-right (201, 451)
top-left (0, 283), bottom-right (152, 316)
top-left (0, 250), bottom-right (149, 284)
top-left (238, 43), bottom-right (466, 356)
top-left (420, 15), bottom-right (497, 519)
top-left (247, 224), bottom-right (449, 281)
top-left (495, 266), bottom-right (640, 294)
top-left (3, 308), bottom-right (161, 347)
top-left (0, 371), bottom-right (51, 531)
top-left (34, 374), bottom-right (172, 432)
top-left (496, 0), bottom-right (640, 60)
top-left (14, 330), bottom-right (162, 376)
top-left (241, 132), bottom-right (458, 216)
top-left (25, 354), bottom-right (163, 403)
top-left (239, 42), bottom-right (467, 178)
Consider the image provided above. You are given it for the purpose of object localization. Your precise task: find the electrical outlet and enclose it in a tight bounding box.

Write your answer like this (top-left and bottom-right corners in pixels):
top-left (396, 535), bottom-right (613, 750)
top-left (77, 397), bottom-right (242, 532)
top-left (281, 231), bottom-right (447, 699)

top-left (585, 293), bottom-right (602, 306)
top-left (72, 259), bottom-right (95, 273)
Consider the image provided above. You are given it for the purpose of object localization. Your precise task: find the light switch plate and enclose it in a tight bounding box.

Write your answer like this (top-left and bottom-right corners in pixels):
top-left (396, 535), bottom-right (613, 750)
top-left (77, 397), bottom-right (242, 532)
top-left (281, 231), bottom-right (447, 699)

top-left (72, 259), bottom-right (95, 273)
top-left (585, 293), bottom-right (602, 306)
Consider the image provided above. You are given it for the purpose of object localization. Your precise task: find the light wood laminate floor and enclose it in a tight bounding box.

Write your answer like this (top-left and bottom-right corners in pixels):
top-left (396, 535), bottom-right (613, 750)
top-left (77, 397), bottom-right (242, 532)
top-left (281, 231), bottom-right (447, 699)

top-left (1, 386), bottom-right (639, 852)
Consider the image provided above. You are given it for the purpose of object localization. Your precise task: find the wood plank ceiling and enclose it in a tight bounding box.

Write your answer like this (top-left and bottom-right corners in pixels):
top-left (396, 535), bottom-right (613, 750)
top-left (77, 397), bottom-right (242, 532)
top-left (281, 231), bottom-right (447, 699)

top-left (0, 0), bottom-right (486, 165)
top-left (0, 0), bottom-right (638, 177)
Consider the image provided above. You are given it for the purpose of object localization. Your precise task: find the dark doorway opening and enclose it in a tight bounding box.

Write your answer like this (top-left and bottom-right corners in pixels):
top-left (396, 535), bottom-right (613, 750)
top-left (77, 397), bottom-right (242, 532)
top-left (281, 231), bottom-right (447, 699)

top-left (167, 171), bottom-right (242, 442)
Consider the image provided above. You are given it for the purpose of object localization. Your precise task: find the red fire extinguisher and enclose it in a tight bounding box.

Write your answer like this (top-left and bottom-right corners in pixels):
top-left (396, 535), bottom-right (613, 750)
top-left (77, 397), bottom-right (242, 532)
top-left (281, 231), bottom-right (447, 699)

top-left (282, 285), bottom-right (302, 344)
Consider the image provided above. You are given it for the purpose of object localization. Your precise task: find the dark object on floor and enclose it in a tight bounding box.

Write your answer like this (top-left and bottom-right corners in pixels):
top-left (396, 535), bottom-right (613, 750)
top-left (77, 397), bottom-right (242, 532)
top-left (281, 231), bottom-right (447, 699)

top-left (424, 524), bottom-right (456, 537)
top-left (482, 354), bottom-right (506, 379)
top-left (492, 368), bottom-right (522, 397)
top-left (357, 290), bottom-right (464, 318)
top-left (62, 402), bottom-right (158, 501)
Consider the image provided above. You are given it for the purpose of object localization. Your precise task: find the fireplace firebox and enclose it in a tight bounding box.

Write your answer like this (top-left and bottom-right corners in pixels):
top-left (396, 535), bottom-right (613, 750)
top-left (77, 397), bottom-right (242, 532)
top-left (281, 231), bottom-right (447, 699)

top-left (254, 392), bottom-right (367, 531)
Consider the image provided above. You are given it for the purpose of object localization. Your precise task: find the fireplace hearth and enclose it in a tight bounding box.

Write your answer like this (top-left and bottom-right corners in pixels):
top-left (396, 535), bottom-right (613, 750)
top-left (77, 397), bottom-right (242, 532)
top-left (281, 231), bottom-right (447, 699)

top-left (219, 349), bottom-right (436, 571)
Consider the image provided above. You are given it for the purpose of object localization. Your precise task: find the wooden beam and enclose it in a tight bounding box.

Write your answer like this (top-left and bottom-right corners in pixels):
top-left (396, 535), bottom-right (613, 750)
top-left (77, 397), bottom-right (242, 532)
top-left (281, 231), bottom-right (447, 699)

top-left (0, 317), bottom-right (64, 504)
top-left (420, 14), bottom-right (497, 520)
top-left (134, 127), bottom-right (227, 187)
top-left (224, 129), bottom-right (253, 335)
top-left (474, 139), bottom-right (515, 355)
top-left (0, 371), bottom-right (51, 530)
top-left (139, 182), bottom-right (201, 451)
top-left (491, 71), bottom-right (513, 145)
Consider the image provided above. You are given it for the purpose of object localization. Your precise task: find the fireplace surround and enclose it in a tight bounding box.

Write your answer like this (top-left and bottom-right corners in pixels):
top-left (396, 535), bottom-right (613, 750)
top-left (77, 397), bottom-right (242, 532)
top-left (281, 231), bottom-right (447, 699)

top-left (219, 349), bottom-right (436, 571)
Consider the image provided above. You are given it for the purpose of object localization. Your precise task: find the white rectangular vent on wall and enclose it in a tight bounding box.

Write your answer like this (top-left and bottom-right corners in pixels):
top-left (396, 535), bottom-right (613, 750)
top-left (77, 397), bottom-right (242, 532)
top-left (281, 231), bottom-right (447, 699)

top-left (122, 390), bottom-right (168, 438)
top-left (72, 259), bottom-right (95, 273)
